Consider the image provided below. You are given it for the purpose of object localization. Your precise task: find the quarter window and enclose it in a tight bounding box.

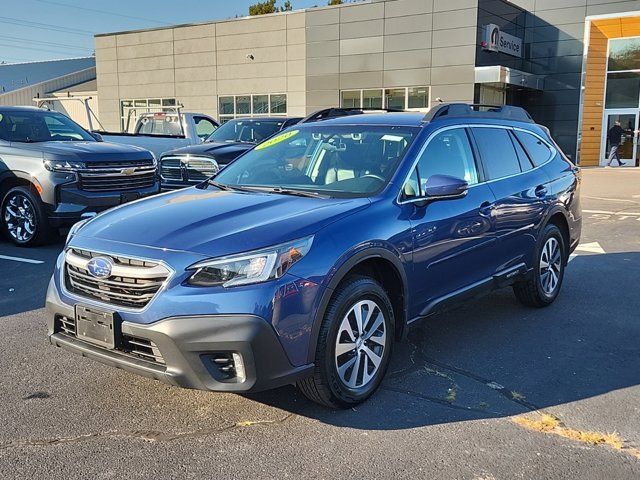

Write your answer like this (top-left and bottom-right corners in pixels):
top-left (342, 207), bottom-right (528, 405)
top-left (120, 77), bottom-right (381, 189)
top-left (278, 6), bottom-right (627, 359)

top-left (472, 127), bottom-right (522, 180)
top-left (509, 131), bottom-right (534, 171)
top-left (413, 128), bottom-right (479, 190)
top-left (513, 130), bottom-right (552, 166)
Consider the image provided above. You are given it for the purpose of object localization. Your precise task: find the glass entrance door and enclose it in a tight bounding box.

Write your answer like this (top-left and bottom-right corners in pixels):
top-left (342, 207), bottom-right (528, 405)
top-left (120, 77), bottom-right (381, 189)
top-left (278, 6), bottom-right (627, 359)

top-left (601, 111), bottom-right (638, 166)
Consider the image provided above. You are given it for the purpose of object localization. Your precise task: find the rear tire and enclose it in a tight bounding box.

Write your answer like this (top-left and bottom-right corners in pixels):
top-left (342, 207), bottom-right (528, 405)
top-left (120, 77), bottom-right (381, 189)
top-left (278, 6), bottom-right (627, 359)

top-left (1, 186), bottom-right (53, 247)
top-left (297, 276), bottom-right (394, 408)
top-left (513, 223), bottom-right (566, 308)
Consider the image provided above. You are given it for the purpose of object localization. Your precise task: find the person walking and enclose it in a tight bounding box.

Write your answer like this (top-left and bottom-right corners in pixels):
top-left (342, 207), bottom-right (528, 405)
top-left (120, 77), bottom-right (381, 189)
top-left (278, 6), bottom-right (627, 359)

top-left (606, 121), bottom-right (626, 167)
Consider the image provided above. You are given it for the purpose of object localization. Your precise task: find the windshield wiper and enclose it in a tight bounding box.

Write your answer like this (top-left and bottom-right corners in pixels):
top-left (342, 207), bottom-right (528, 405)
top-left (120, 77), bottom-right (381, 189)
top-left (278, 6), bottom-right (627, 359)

top-left (250, 186), bottom-right (328, 198)
top-left (198, 179), bottom-right (254, 192)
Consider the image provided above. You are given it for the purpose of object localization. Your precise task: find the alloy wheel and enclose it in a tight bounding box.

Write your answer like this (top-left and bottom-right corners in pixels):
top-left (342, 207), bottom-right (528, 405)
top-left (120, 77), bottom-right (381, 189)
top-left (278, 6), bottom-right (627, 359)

top-left (334, 299), bottom-right (387, 389)
top-left (539, 237), bottom-right (562, 295)
top-left (3, 192), bottom-right (37, 243)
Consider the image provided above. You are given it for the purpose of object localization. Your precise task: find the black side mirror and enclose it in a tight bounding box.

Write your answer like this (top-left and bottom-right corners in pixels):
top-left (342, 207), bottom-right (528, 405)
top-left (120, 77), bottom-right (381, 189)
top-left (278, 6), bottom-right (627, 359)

top-left (90, 131), bottom-right (103, 142)
top-left (422, 174), bottom-right (468, 199)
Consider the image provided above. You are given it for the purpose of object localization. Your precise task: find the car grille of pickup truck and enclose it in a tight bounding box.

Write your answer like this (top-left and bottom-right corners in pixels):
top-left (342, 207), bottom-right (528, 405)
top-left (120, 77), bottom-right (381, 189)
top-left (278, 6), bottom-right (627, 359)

top-left (63, 248), bottom-right (171, 309)
top-left (160, 156), bottom-right (219, 183)
top-left (78, 159), bottom-right (157, 192)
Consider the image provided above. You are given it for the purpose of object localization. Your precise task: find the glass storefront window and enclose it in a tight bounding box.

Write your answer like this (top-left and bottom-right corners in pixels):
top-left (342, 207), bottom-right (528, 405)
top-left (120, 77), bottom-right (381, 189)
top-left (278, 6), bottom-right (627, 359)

top-left (219, 97), bottom-right (234, 115)
top-left (270, 94), bottom-right (287, 114)
top-left (236, 96), bottom-right (251, 115)
top-left (385, 88), bottom-right (406, 109)
top-left (408, 87), bottom-right (429, 109)
top-left (363, 89), bottom-right (383, 108)
top-left (341, 90), bottom-right (360, 108)
top-left (608, 37), bottom-right (640, 71)
top-left (605, 72), bottom-right (640, 108)
top-left (253, 95), bottom-right (269, 114)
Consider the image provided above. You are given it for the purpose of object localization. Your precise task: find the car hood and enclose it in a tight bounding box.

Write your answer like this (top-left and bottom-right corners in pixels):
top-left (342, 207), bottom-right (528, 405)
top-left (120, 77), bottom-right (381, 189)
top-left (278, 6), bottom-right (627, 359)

top-left (76, 187), bottom-right (370, 258)
top-left (164, 141), bottom-right (253, 162)
top-left (16, 141), bottom-right (152, 162)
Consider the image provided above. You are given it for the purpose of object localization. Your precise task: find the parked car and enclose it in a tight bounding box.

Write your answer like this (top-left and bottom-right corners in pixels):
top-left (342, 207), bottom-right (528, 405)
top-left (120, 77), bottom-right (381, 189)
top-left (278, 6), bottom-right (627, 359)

top-left (0, 106), bottom-right (158, 247)
top-left (94, 110), bottom-right (219, 159)
top-left (47, 104), bottom-right (581, 408)
top-left (159, 116), bottom-right (302, 190)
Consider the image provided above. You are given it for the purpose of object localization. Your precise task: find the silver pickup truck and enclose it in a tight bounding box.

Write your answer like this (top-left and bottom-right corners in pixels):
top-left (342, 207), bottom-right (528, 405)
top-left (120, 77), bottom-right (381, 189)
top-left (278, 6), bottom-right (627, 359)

top-left (0, 106), bottom-right (158, 247)
top-left (94, 111), bottom-right (219, 159)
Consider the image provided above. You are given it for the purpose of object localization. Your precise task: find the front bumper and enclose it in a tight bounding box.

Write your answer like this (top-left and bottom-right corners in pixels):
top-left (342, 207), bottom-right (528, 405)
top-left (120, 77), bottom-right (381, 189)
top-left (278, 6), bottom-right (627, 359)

top-left (46, 282), bottom-right (313, 393)
top-left (48, 182), bottom-right (160, 228)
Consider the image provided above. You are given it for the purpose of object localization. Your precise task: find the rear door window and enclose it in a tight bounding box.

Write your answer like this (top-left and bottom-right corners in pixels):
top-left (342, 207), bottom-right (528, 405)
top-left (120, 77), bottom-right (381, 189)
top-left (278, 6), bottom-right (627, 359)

top-left (471, 127), bottom-right (522, 180)
top-left (513, 130), bottom-right (553, 166)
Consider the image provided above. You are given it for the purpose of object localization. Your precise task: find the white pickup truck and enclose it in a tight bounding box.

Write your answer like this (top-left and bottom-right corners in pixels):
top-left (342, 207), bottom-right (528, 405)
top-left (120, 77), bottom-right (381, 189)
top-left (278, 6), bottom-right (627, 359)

top-left (93, 111), bottom-right (219, 159)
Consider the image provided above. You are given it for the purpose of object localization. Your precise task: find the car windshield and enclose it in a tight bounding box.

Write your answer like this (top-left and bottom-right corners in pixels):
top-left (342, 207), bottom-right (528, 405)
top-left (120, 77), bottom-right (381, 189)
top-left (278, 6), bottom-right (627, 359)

top-left (206, 119), bottom-right (286, 144)
top-left (0, 110), bottom-right (94, 143)
top-left (214, 125), bottom-right (418, 198)
top-left (0, 110), bottom-right (95, 143)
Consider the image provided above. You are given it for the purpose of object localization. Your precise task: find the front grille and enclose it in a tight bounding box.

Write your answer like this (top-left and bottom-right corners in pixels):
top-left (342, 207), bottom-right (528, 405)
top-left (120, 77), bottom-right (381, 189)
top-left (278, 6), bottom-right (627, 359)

top-left (122, 335), bottom-right (165, 364)
top-left (55, 314), bottom-right (164, 365)
top-left (78, 159), bottom-right (157, 192)
top-left (160, 157), bottom-right (182, 181)
top-left (56, 315), bottom-right (76, 335)
top-left (160, 156), bottom-right (219, 183)
top-left (64, 249), bottom-right (171, 310)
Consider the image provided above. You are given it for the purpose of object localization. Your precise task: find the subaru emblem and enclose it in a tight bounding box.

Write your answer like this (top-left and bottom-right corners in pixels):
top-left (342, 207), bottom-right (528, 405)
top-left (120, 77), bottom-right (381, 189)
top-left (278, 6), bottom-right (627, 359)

top-left (87, 257), bottom-right (113, 279)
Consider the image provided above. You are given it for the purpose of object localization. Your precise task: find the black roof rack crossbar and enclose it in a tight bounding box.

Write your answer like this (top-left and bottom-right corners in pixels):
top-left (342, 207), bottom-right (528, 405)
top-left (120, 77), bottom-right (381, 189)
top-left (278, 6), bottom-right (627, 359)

top-left (301, 107), bottom-right (405, 123)
top-left (422, 103), bottom-right (534, 123)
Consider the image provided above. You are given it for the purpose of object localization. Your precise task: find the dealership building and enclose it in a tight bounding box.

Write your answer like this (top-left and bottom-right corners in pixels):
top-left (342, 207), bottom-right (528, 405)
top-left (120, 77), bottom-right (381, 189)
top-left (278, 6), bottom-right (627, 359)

top-left (94, 0), bottom-right (640, 166)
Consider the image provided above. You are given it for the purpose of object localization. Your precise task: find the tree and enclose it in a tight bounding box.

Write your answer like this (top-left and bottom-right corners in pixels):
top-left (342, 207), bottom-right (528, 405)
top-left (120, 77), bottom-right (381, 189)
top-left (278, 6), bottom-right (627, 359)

top-left (249, 0), bottom-right (277, 15)
top-left (328, 0), bottom-right (343, 5)
top-left (249, 0), bottom-right (293, 15)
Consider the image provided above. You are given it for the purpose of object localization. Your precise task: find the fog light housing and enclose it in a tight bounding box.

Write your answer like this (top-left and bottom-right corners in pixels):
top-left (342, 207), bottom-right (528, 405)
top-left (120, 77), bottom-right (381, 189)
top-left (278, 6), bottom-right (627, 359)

top-left (202, 352), bottom-right (246, 383)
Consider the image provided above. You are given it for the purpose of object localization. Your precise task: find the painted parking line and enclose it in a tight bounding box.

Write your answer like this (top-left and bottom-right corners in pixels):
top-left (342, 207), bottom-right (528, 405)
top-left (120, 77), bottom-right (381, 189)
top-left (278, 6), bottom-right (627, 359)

top-left (582, 209), bottom-right (640, 216)
top-left (0, 254), bottom-right (45, 265)
top-left (569, 241), bottom-right (605, 263)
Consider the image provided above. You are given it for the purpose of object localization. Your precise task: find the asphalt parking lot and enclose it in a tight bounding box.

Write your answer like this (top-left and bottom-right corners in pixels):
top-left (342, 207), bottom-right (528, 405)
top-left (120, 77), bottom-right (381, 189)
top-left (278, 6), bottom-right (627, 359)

top-left (0, 168), bottom-right (638, 479)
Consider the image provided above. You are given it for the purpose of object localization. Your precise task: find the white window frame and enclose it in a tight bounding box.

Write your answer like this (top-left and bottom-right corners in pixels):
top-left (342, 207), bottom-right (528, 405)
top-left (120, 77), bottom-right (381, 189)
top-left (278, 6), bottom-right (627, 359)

top-left (340, 86), bottom-right (431, 111)
top-left (120, 98), bottom-right (177, 132)
top-left (218, 93), bottom-right (288, 123)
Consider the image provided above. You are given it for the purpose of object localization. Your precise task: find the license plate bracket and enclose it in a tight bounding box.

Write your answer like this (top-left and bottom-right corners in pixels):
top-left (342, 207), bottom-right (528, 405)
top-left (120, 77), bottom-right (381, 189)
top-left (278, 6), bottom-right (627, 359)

top-left (75, 305), bottom-right (116, 349)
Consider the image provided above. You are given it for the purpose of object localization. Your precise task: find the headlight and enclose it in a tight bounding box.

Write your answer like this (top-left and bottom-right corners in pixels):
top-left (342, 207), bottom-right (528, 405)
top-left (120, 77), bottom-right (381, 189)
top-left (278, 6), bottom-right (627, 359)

top-left (44, 159), bottom-right (85, 172)
top-left (187, 236), bottom-right (313, 287)
top-left (66, 218), bottom-right (89, 245)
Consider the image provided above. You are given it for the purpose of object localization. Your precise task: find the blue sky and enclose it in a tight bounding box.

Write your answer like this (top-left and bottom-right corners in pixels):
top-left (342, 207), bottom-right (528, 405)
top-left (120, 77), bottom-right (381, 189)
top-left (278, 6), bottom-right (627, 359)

top-left (0, 0), bottom-right (323, 64)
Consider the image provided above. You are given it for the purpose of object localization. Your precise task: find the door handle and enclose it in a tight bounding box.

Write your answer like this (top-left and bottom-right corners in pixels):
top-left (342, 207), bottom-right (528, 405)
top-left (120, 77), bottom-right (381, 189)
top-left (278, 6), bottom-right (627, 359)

top-left (535, 185), bottom-right (548, 197)
top-left (479, 201), bottom-right (495, 217)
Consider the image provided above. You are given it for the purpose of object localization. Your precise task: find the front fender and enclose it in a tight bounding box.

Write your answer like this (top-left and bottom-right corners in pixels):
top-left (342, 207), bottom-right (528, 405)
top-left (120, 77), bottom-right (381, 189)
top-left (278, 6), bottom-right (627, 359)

top-left (305, 243), bottom-right (410, 364)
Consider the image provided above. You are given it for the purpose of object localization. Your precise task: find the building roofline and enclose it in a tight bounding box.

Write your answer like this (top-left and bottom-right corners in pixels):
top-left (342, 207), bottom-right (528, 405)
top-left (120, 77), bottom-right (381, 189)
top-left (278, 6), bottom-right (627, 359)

top-left (95, 1), bottom-right (370, 37)
top-left (0, 56), bottom-right (95, 67)
top-left (0, 66), bottom-right (96, 99)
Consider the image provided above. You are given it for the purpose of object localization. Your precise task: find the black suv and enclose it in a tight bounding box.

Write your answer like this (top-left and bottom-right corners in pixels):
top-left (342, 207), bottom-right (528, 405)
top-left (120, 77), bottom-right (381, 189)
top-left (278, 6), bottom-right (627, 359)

top-left (0, 107), bottom-right (158, 246)
top-left (159, 116), bottom-right (301, 189)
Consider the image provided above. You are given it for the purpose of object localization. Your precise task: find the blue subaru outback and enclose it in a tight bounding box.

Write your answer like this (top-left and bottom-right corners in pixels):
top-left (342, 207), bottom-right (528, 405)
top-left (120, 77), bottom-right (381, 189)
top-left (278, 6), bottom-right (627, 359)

top-left (46, 104), bottom-right (581, 408)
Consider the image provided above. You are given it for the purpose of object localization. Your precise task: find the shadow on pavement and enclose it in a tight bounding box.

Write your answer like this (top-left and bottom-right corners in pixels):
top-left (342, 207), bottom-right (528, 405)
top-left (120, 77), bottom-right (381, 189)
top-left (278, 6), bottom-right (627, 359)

top-left (0, 238), bottom-right (63, 317)
top-left (245, 252), bottom-right (640, 430)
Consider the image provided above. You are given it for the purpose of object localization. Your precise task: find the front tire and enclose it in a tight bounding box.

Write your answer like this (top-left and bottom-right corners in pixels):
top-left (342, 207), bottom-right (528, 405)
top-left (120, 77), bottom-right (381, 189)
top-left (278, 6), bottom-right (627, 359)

top-left (1, 186), bottom-right (53, 247)
top-left (298, 276), bottom-right (394, 408)
top-left (513, 223), bottom-right (566, 307)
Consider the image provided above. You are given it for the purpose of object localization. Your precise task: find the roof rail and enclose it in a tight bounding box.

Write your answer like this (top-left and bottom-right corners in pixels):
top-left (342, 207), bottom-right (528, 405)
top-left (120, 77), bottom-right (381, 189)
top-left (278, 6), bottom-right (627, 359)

top-left (423, 103), bottom-right (534, 123)
top-left (301, 107), bottom-right (404, 124)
